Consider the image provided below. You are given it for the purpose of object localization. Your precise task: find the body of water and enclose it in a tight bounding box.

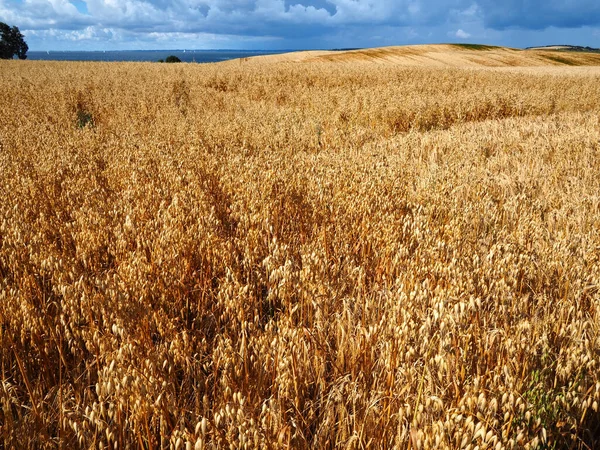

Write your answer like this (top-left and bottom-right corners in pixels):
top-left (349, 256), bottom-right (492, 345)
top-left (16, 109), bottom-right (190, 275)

top-left (27, 49), bottom-right (293, 63)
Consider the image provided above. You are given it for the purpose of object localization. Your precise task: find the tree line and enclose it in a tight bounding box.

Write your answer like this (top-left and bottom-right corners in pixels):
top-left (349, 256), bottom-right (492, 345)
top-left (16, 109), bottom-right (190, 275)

top-left (0, 22), bottom-right (28, 59)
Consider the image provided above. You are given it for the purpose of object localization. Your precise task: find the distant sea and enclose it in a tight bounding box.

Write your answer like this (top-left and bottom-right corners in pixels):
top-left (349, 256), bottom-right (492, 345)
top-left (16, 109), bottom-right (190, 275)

top-left (27, 49), bottom-right (293, 63)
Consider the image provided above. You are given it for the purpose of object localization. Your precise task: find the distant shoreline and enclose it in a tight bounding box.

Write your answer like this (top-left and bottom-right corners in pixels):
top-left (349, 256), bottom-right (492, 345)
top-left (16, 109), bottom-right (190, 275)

top-left (26, 49), bottom-right (296, 63)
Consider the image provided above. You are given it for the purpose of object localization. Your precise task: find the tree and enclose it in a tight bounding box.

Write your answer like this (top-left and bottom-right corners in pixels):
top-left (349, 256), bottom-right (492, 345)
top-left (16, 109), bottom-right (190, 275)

top-left (165, 55), bottom-right (181, 63)
top-left (0, 22), bottom-right (28, 60)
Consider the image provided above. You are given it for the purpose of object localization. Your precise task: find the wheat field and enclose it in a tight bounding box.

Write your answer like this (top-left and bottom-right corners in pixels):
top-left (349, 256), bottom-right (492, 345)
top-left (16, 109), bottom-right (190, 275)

top-left (1, 48), bottom-right (600, 449)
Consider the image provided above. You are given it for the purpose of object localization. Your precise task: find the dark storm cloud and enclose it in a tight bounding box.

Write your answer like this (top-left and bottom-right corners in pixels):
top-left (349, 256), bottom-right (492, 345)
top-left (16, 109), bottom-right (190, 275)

top-left (477, 0), bottom-right (600, 30)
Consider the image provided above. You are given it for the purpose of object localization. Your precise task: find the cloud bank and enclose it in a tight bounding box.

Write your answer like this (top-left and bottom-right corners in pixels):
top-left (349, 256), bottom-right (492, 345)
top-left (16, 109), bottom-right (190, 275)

top-left (477, 1), bottom-right (600, 30)
top-left (1, 0), bottom-right (599, 50)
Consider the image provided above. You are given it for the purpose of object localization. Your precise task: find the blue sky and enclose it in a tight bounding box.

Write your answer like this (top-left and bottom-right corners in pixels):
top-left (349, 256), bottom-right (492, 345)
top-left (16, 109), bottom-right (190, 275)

top-left (2, 0), bottom-right (600, 51)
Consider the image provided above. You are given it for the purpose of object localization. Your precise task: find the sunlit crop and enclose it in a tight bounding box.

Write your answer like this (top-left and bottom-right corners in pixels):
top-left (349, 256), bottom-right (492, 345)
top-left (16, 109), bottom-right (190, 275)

top-left (1, 52), bottom-right (600, 449)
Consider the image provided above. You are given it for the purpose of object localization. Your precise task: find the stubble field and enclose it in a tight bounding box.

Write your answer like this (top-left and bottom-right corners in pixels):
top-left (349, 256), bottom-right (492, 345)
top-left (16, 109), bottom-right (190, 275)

top-left (1, 48), bottom-right (600, 449)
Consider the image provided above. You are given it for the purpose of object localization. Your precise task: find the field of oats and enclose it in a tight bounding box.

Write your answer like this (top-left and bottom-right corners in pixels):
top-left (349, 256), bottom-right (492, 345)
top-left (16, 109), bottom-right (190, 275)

top-left (1, 47), bottom-right (600, 449)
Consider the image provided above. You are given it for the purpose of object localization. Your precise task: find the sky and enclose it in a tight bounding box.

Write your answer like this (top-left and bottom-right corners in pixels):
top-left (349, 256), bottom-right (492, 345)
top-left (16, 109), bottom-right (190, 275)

top-left (2, 0), bottom-right (600, 51)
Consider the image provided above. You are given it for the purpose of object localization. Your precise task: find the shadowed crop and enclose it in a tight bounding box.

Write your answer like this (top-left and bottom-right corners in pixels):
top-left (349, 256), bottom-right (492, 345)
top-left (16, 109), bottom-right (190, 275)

top-left (542, 54), bottom-right (579, 66)
top-left (450, 44), bottom-right (501, 51)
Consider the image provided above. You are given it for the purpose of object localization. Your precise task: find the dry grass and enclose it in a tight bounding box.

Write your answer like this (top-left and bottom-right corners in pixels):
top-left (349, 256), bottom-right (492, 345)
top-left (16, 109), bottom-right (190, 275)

top-left (1, 51), bottom-right (600, 449)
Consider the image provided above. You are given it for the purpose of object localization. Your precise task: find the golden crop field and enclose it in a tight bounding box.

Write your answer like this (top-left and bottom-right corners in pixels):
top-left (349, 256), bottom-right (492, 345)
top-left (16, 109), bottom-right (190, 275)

top-left (1, 46), bottom-right (600, 449)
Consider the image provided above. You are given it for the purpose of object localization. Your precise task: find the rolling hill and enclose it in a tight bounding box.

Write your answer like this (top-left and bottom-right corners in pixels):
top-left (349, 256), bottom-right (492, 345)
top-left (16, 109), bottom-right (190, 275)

top-left (232, 43), bottom-right (600, 67)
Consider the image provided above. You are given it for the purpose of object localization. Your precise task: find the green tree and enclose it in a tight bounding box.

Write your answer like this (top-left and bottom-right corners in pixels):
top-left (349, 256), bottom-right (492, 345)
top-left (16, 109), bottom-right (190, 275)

top-left (0, 22), bottom-right (28, 60)
top-left (165, 55), bottom-right (181, 63)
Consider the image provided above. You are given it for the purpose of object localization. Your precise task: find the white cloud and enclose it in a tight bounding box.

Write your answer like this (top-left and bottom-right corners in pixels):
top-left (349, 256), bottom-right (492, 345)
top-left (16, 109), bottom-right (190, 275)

top-left (25, 25), bottom-right (117, 41)
top-left (455, 28), bottom-right (470, 38)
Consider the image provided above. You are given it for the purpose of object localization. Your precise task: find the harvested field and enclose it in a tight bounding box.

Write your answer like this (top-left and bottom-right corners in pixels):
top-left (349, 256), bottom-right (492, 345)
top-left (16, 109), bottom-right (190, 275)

top-left (1, 46), bottom-right (600, 448)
